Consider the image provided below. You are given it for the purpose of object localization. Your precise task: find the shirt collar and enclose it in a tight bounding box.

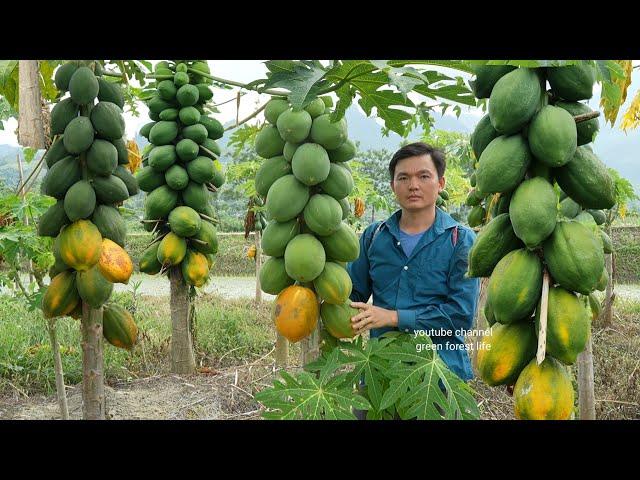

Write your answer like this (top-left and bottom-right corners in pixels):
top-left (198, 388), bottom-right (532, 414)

top-left (385, 207), bottom-right (458, 238)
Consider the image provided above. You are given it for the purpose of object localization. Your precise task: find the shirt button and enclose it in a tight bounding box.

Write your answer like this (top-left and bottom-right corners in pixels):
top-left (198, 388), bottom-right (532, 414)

top-left (404, 266), bottom-right (408, 270)
top-left (397, 241), bottom-right (401, 246)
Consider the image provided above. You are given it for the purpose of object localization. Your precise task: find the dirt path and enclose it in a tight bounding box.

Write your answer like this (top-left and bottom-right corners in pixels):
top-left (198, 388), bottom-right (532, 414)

top-left (114, 274), bottom-right (276, 301)
top-left (0, 362), bottom-right (275, 420)
top-left (5, 273), bottom-right (639, 303)
top-left (1, 273), bottom-right (275, 301)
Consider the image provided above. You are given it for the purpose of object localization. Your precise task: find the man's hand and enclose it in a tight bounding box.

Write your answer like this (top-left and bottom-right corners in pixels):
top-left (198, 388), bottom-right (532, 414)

top-left (350, 302), bottom-right (398, 335)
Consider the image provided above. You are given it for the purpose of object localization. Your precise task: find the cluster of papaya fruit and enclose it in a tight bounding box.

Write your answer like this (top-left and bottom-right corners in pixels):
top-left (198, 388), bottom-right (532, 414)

top-left (38, 60), bottom-right (138, 350)
top-left (252, 199), bottom-right (268, 233)
top-left (254, 96), bottom-right (361, 342)
top-left (136, 61), bottom-right (224, 287)
top-left (466, 63), bottom-right (615, 420)
top-left (436, 189), bottom-right (449, 212)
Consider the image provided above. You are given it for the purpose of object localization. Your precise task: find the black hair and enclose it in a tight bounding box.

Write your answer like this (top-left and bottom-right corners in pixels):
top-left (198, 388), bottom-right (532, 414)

top-left (388, 142), bottom-right (446, 180)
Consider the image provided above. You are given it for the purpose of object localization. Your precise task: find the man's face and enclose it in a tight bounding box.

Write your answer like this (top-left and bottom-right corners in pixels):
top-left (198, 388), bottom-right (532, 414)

top-left (390, 154), bottom-right (445, 211)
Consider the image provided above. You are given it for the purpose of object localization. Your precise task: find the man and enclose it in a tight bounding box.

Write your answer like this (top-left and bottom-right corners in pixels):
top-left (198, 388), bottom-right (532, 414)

top-left (347, 142), bottom-right (480, 381)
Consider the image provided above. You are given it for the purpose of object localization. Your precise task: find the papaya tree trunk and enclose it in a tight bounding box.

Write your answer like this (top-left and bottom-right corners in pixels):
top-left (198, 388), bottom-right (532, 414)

top-left (18, 60), bottom-right (46, 149)
top-left (300, 324), bottom-right (320, 366)
top-left (577, 335), bottom-right (596, 419)
top-left (472, 278), bottom-right (489, 365)
top-left (275, 334), bottom-right (288, 368)
top-left (301, 300), bottom-right (321, 366)
top-left (170, 267), bottom-right (196, 374)
top-left (47, 319), bottom-right (69, 420)
top-left (255, 231), bottom-right (262, 303)
top-left (601, 250), bottom-right (614, 327)
top-left (81, 303), bottom-right (105, 420)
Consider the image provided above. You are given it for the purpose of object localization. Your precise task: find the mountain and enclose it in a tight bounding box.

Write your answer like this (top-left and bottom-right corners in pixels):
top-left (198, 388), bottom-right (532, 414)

top-left (0, 145), bottom-right (45, 190)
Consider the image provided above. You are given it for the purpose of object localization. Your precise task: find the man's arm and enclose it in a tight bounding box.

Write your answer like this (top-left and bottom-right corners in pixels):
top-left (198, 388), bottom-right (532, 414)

top-left (347, 224), bottom-right (375, 304)
top-left (396, 228), bottom-right (479, 335)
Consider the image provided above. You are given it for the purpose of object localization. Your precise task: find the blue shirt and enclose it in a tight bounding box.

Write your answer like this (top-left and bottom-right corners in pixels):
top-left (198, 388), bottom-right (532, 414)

top-left (398, 228), bottom-right (427, 257)
top-left (347, 208), bottom-right (480, 380)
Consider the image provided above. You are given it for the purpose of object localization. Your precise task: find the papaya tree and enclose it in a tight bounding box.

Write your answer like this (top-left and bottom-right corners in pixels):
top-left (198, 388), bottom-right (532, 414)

top-left (34, 60), bottom-right (140, 419)
top-left (137, 60), bottom-right (225, 374)
top-left (462, 59), bottom-right (638, 421)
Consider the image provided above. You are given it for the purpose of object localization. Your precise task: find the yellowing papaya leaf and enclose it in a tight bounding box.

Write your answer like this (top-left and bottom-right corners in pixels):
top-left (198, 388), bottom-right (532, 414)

top-left (600, 60), bottom-right (632, 126)
top-left (620, 90), bottom-right (640, 132)
top-left (126, 139), bottom-right (141, 174)
top-left (619, 204), bottom-right (627, 219)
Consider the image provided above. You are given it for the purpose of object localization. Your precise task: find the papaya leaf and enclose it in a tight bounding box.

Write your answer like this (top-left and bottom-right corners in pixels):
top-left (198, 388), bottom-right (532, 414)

top-left (310, 334), bottom-right (395, 412)
top-left (620, 90), bottom-right (640, 132)
top-left (227, 124), bottom-right (260, 157)
top-left (483, 60), bottom-right (583, 68)
top-left (601, 81), bottom-right (623, 125)
top-left (414, 82), bottom-right (476, 107)
top-left (0, 96), bottom-right (13, 128)
top-left (38, 60), bottom-right (60, 102)
top-left (255, 349), bottom-right (370, 420)
top-left (388, 60), bottom-right (475, 74)
top-left (351, 71), bottom-right (415, 136)
top-left (0, 60), bottom-right (18, 90)
top-left (331, 83), bottom-right (354, 122)
top-left (262, 61), bottom-right (329, 109)
top-left (264, 60), bottom-right (297, 75)
top-left (368, 61), bottom-right (428, 96)
top-left (595, 60), bottom-right (613, 82)
top-left (325, 60), bottom-right (377, 84)
top-left (387, 72), bottom-right (423, 99)
top-left (3, 75), bottom-right (18, 111)
top-left (22, 147), bottom-right (37, 163)
top-left (377, 336), bottom-right (480, 420)
top-left (599, 60), bottom-right (633, 126)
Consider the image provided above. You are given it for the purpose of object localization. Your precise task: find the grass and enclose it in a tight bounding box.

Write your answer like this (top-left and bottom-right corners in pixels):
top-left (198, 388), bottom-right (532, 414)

top-left (587, 297), bottom-right (640, 419)
top-left (612, 227), bottom-right (640, 283)
top-left (0, 291), bottom-right (296, 398)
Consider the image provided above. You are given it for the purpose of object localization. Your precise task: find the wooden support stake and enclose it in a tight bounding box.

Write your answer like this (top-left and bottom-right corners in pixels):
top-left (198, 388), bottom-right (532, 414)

top-left (536, 271), bottom-right (550, 364)
top-left (577, 335), bottom-right (596, 419)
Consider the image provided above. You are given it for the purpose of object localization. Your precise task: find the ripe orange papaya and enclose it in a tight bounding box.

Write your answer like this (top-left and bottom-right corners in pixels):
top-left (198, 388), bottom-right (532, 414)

top-left (98, 238), bottom-right (133, 284)
top-left (514, 357), bottom-right (575, 420)
top-left (273, 285), bottom-right (319, 342)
